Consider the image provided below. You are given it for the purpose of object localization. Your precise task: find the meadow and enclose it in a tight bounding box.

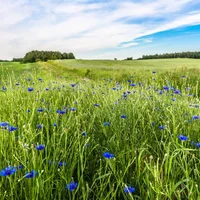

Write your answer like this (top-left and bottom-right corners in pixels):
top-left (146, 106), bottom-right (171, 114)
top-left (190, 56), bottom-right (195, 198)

top-left (0, 59), bottom-right (200, 200)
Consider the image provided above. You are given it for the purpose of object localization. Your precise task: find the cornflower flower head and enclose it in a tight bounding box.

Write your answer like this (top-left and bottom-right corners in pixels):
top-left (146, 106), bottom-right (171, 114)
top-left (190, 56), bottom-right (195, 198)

top-left (94, 104), bottom-right (100, 107)
top-left (56, 109), bottom-right (66, 115)
top-left (71, 108), bottom-right (76, 112)
top-left (36, 144), bottom-right (45, 150)
top-left (103, 152), bottom-right (114, 159)
top-left (28, 87), bottom-right (34, 92)
top-left (174, 90), bottom-right (181, 94)
top-left (25, 170), bottom-right (38, 178)
top-left (159, 126), bottom-right (165, 130)
top-left (163, 86), bottom-right (169, 90)
top-left (66, 182), bottom-right (78, 191)
top-left (37, 108), bottom-right (44, 112)
top-left (58, 162), bottom-right (67, 167)
top-left (192, 116), bottom-right (200, 120)
top-left (0, 122), bottom-right (9, 127)
top-left (130, 83), bottom-right (136, 87)
top-left (36, 124), bottom-right (43, 129)
top-left (0, 166), bottom-right (17, 177)
top-left (103, 122), bottom-right (110, 127)
top-left (121, 115), bottom-right (127, 119)
top-left (178, 135), bottom-right (188, 141)
top-left (8, 126), bottom-right (18, 132)
top-left (124, 185), bottom-right (135, 193)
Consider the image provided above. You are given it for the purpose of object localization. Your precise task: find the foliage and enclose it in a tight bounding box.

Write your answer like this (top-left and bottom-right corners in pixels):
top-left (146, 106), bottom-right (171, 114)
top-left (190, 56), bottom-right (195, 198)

top-left (23, 50), bottom-right (75, 63)
top-left (0, 60), bottom-right (200, 199)
top-left (140, 51), bottom-right (200, 59)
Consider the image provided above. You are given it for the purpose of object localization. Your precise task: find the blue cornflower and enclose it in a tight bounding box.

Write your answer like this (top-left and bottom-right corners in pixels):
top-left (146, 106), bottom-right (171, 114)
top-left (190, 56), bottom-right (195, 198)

top-left (159, 126), bottom-right (165, 130)
top-left (130, 83), bottom-right (136, 87)
top-left (174, 90), bottom-right (181, 94)
top-left (8, 126), bottom-right (18, 132)
top-left (192, 116), bottom-right (200, 120)
top-left (27, 109), bottom-right (31, 113)
top-left (121, 115), bottom-right (127, 119)
top-left (70, 84), bottom-right (76, 87)
top-left (103, 122), bottom-right (110, 126)
top-left (2, 86), bottom-right (7, 91)
top-left (56, 110), bottom-right (66, 115)
top-left (152, 71), bottom-right (156, 74)
top-left (37, 108), bottom-right (44, 112)
top-left (124, 186), bottom-right (135, 193)
top-left (36, 124), bottom-right (43, 129)
top-left (38, 78), bottom-right (43, 81)
top-left (181, 76), bottom-right (186, 78)
top-left (0, 122), bottom-right (9, 127)
top-left (196, 143), bottom-right (200, 148)
top-left (103, 152), bottom-right (114, 159)
top-left (82, 131), bottom-right (87, 136)
top-left (0, 166), bottom-right (17, 177)
top-left (178, 135), bottom-right (188, 141)
top-left (163, 86), bottom-right (169, 90)
top-left (171, 98), bottom-right (176, 101)
top-left (71, 108), bottom-right (76, 111)
top-left (58, 162), bottom-right (67, 167)
top-left (28, 87), bottom-right (34, 92)
top-left (66, 182), bottom-right (78, 191)
top-left (25, 170), bottom-right (38, 178)
top-left (94, 104), bottom-right (100, 107)
top-left (36, 144), bottom-right (45, 150)
top-left (53, 123), bottom-right (57, 127)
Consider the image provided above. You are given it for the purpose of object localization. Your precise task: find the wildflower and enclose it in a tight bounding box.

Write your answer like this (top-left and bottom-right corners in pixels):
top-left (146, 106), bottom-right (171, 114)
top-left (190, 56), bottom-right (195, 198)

top-left (94, 104), bottom-right (100, 107)
top-left (178, 135), bottom-right (188, 141)
top-left (121, 115), bottom-right (127, 119)
top-left (82, 131), bottom-right (87, 136)
top-left (103, 152), bottom-right (114, 159)
top-left (2, 86), bottom-right (6, 91)
top-left (56, 110), bottom-right (66, 115)
top-left (27, 110), bottom-right (31, 113)
top-left (70, 84), bottom-right (76, 87)
top-left (36, 144), bottom-right (45, 150)
top-left (71, 108), bottom-right (76, 111)
top-left (192, 116), bottom-right (200, 120)
top-left (159, 126), bottom-right (165, 130)
top-left (163, 86), bottom-right (169, 90)
top-left (66, 182), bottom-right (78, 191)
top-left (36, 124), bottom-right (43, 129)
top-left (8, 126), bottom-right (18, 132)
top-left (171, 98), bottom-right (176, 101)
top-left (53, 123), bottom-right (57, 127)
top-left (103, 122), bottom-right (110, 126)
top-left (25, 170), bottom-right (38, 178)
top-left (174, 90), bottom-right (181, 94)
top-left (130, 83), bottom-right (136, 87)
top-left (152, 71), bottom-right (156, 74)
top-left (0, 166), bottom-right (17, 177)
top-left (0, 122), bottom-right (9, 127)
top-left (124, 185), bottom-right (135, 193)
top-left (28, 87), bottom-right (34, 92)
top-left (37, 108), bottom-right (44, 112)
top-left (58, 162), bottom-right (67, 167)
top-left (196, 143), bottom-right (200, 148)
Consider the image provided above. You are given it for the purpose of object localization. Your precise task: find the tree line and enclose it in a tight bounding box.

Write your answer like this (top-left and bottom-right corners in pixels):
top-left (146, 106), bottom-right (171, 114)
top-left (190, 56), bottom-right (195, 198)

top-left (139, 51), bottom-right (200, 60)
top-left (1, 50), bottom-right (76, 63)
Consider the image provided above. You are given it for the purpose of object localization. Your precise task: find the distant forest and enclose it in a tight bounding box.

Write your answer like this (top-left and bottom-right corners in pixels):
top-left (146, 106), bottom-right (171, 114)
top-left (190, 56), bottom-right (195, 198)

top-left (0, 50), bottom-right (75, 63)
top-left (139, 51), bottom-right (200, 60)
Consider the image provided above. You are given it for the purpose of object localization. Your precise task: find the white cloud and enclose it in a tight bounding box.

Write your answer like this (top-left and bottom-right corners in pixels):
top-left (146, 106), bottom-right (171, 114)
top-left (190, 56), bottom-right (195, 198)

top-left (0, 0), bottom-right (200, 59)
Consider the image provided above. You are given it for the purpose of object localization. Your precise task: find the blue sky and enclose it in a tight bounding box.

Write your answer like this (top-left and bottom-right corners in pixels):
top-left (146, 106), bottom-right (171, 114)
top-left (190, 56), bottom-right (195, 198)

top-left (1, 0), bottom-right (200, 60)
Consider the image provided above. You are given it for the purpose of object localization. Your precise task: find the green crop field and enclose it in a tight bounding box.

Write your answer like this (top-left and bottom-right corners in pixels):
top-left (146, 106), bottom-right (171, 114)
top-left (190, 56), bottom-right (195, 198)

top-left (0, 59), bottom-right (200, 200)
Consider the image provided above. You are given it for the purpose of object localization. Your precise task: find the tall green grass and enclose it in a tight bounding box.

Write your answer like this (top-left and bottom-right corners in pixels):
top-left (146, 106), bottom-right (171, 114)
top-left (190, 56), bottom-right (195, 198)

top-left (0, 60), bottom-right (200, 199)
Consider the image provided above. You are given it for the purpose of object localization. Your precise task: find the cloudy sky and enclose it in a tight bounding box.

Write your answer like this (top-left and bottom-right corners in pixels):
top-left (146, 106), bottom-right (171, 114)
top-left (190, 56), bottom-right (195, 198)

top-left (1, 0), bottom-right (200, 60)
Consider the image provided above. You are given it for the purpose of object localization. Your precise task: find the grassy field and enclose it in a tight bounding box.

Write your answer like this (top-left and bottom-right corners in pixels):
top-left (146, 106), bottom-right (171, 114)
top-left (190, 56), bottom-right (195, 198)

top-left (0, 59), bottom-right (200, 200)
